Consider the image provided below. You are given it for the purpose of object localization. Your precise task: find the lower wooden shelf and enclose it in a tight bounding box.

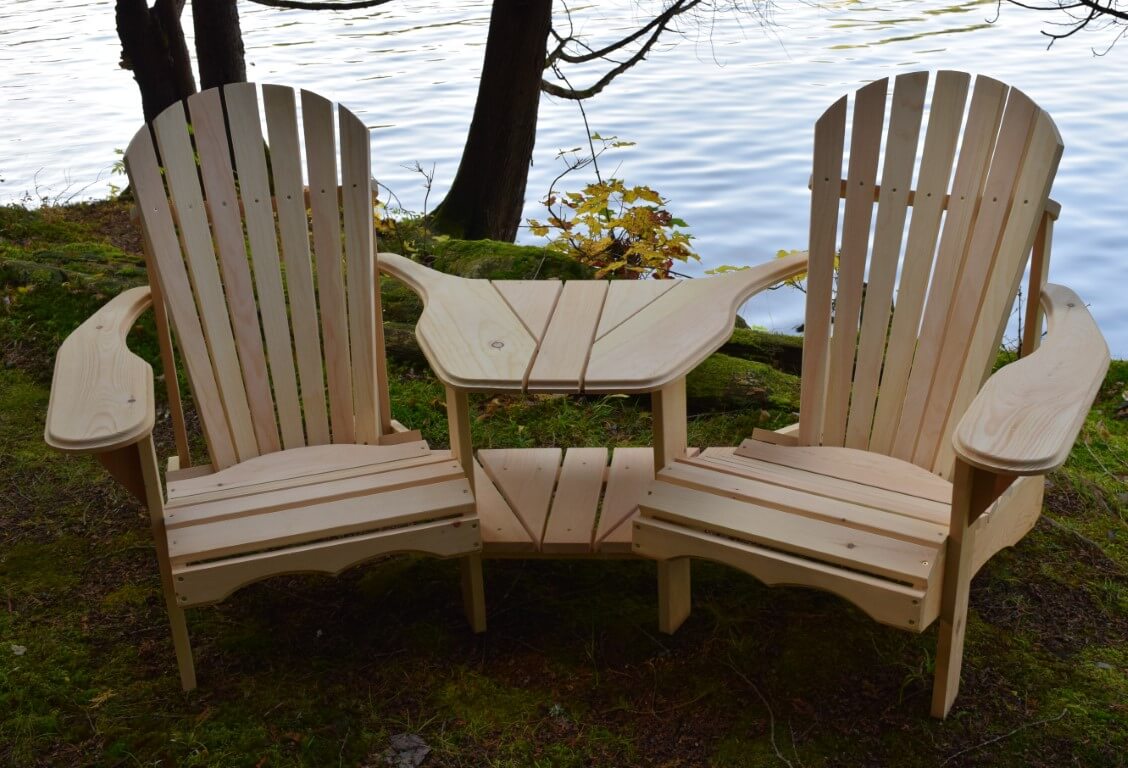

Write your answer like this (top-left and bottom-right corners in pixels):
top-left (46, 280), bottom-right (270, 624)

top-left (474, 446), bottom-right (657, 558)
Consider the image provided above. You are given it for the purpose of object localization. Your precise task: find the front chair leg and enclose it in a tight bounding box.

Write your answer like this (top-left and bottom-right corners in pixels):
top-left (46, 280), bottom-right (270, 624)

top-left (165, 599), bottom-right (197, 691)
top-left (134, 435), bottom-right (197, 690)
top-left (931, 459), bottom-right (996, 718)
top-left (460, 554), bottom-right (487, 633)
top-left (658, 558), bottom-right (691, 634)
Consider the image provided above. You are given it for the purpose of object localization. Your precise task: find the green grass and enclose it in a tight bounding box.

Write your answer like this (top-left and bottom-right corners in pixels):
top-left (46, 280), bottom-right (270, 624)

top-left (1, 200), bottom-right (1126, 766)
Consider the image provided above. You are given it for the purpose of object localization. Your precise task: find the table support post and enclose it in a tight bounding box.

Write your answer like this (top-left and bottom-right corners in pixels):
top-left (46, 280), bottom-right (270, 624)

top-left (652, 377), bottom-right (691, 633)
top-left (651, 377), bottom-right (687, 474)
top-left (445, 385), bottom-right (486, 631)
top-left (445, 385), bottom-right (474, 495)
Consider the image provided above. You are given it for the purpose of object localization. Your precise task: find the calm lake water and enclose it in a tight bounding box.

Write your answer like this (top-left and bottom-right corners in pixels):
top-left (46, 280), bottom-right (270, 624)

top-left (2, 0), bottom-right (1125, 353)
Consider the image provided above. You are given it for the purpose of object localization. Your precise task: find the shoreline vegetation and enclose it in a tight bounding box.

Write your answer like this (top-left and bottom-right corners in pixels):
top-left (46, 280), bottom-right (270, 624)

top-left (1, 199), bottom-right (1125, 766)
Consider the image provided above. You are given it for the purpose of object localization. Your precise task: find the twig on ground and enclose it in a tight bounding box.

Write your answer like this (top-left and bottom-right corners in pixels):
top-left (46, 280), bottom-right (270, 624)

top-left (940, 708), bottom-right (1068, 766)
top-left (726, 655), bottom-right (794, 767)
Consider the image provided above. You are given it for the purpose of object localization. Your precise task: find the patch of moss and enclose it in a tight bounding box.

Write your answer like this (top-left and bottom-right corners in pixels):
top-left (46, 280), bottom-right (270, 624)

top-left (431, 238), bottom-right (592, 280)
top-left (719, 327), bottom-right (804, 375)
top-left (686, 352), bottom-right (800, 415)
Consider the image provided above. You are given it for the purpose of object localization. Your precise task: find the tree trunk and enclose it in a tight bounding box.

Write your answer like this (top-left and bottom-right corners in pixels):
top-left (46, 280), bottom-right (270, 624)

top-left (116, 0), bottom-right (197, 123)
top-left (430, 0), bottom-right (552, 242)
top-left (193, 0), bottom-right (247, 89)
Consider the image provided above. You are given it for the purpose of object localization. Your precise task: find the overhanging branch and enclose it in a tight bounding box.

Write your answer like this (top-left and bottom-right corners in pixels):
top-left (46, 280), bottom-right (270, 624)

top-left (542, 0), bottom-right (706, 100)
top-left (244, 0), bottom-right (395, 10)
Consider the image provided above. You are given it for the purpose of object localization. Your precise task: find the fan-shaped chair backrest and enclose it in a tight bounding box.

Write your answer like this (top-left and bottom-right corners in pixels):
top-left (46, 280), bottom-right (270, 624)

top-left (125, 83), bottom-right (391, 471)
top-left (797, 71), bottom-right (1062, 478)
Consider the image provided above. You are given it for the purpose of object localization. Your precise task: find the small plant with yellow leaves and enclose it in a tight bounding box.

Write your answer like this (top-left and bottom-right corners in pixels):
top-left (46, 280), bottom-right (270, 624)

top-left (528, 179), bottom-right (697, 279)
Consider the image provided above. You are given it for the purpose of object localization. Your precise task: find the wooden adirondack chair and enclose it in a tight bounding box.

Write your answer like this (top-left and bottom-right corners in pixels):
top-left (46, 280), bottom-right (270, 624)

top-left (632, 71), bottom-right (1109, 718)
top-left (44, 84), bottom-right (486, 690)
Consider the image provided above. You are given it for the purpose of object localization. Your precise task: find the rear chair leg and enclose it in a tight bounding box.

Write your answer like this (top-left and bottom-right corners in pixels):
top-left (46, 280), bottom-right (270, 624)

top-left (658, 558), bottom-right (691, 634)
top-left (460, 554), bottom-right (487, 633)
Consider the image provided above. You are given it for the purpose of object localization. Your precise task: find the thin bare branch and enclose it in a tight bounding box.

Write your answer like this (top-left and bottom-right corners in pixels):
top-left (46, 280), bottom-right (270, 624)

top-left (542, 1), bottom-right (705, 100)
top-left (244, 0), bottom-right (395, 10)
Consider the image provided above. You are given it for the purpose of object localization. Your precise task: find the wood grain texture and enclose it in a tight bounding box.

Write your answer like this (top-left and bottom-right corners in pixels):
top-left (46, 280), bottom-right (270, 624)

top-left (168, 478), bottom-right (473, 563)
top-left (911, 87), bottom-right (1041, 470)
top-left (263, 85), bottom-right (331, 445)
top-left (474, 461), bottom-right (537, 553)
top-left (492, 280), bottom-right (563, 342)
top-left (528, 281), bottom-right (608, 391)
top-left (45, 287), bottom-right (155, 453)
top-left (823, 77), bottom-right (887, 446)
top-left (595, 279), bottom-right (679, 340)
top-left (123, 130), bottom-right (238, 468)
top-left (684, 448), bottom-right (949, 525)
top-left (634, 517), bottom-right (930, 632)
top-left (658, 460), bottom-right (947, 547)
top-left (798, 95), bottom-right (847, 446)
top-left (642, 480), bottom-right (939, 586)
top-left (340, 103), bottom-right (382, 445)
top-left (224, 83), bottom-right (306, 450)
top-left (927, 108), bottom-right (1064, 475)
top-left (870, 71), bottom-right (970, 455)
top-left (166, 441), bottom-right (432, 500)
top-left (187, 89), bottom-right (280, 456)
top-left (478, 448), bottom-right (562, 547)
top-left (891, 75), bottom-right (1008, 463)
top-left (845, 72), bottom-right (927, 449)
top-left (302, 89), bottom-right (354, 444)
top-left (379, 253), bottom-right (537, 391)
top-left (585, 254), bottom-right (808, 392)
top-left (542, 448), bottom-right (607, 553)
top-left (172, 515), bottom-right (480, 606)
top-left (595, 447), bottom-right (654, 551)
top-left (153, 102), bottom-right (259, 463)
top-left (733, 439), bottom-right (952, 503)
top-left (953, 285), bottom-right (1108, 474)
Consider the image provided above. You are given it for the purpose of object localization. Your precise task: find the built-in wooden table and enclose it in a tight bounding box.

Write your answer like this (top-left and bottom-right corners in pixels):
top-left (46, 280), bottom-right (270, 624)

top-left (379, 252), bottom-right (807, 557)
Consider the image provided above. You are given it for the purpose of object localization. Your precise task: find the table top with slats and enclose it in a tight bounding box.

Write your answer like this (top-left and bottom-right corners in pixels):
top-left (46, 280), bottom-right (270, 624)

top-left (378, 251), bottom-right (808, 394)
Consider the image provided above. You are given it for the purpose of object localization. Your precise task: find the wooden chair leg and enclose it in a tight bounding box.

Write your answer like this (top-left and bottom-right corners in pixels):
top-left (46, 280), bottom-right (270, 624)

top-left (931, 460), bottom-right (995, 718)
top-left (460, 554), bottom-right (486, 633)
top-left (165, 599), bottom-right (197, 691)
top-left (658, 558), bottom-right (691, 634)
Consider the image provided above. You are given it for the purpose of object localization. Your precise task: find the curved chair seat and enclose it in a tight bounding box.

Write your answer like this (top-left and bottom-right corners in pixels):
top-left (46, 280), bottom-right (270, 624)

top-left (164, 443), bottom-right (477, 605)
top-left (637, 441), bottom-right (954, 630)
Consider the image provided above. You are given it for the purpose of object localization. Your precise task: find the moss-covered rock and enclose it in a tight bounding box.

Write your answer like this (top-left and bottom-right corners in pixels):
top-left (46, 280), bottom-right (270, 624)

top-left (379, 276), bottom-right (424, 325)
top-left (686, 353), bottom-right (800, 415)
top-left (719, 327), bottom-right (804, 375)
top-left (430, 238), bottom-right (592, 280)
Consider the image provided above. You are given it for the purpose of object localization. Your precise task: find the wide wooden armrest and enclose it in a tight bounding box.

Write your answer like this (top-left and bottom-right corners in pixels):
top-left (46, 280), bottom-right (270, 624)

top-left (45, 286), bottom-right (156, 454)
top-left (953, 284), bottom-right (1109, 475)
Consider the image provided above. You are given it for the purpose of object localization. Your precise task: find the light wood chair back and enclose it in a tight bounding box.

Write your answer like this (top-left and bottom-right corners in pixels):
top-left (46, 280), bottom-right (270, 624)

top-left (124, 84), bottom-right (393, 471)
top-left (797, 71), bottom-right (1063, 478)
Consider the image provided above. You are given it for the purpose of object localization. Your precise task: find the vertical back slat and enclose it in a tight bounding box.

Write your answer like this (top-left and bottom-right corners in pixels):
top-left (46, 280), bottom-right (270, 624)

top-left (339, 105), bottom-right (382, 445)
top-left (920, 107), bottom-right (1061, 473)
top-left (136, 215), bottom-right (192, 467)
top-left (263, 85), bottom-right (331, 445)
top-left (822, 79), bottom-right (887, 446)
top-left (844, 72), bottom-right (928, 449)
top-left (797, 96), bottom-right (847, 446)
top-left (224, 82), bottom-right (306, 450)
top-left (152, 104), bottom-right (259, 463)
top-left (870, 71), bottom-right (970, 455)
top-left (891, 75), bottom-right (1008, 462)
top-left (187, 89), bottom-right (280, 455)
top-left (124, 130), bottom-right (239, 469)
top-left (302, 89), bottom-right (355, 444)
